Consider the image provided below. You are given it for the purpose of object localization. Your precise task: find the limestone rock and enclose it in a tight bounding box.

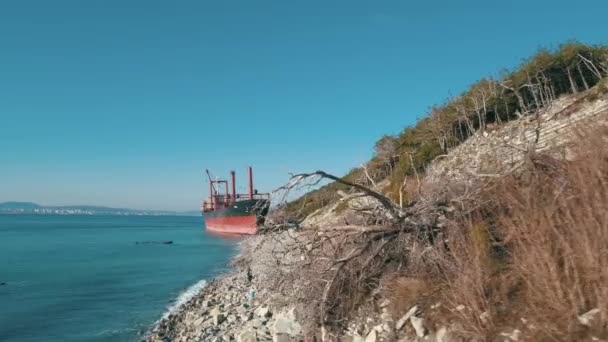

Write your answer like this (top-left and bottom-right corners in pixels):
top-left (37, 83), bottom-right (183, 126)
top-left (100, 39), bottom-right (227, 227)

top-left (255, 306), bottom-right (272, 318)
top-left (364, 330), bottom-right (377, 342)
top-left (272, 308), bottom-right (302, 341)
top-left (396, 306), bottom-right (419, 331)
top-left (237, 329), bottom-right (257, 342)
top-left (410, 315), bottom-right (426, 338)
top-left (211, 306), bottom-right (226, 326)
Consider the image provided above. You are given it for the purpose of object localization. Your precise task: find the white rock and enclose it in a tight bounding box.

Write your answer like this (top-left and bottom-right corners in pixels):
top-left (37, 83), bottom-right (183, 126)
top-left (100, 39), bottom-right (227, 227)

top-left (192, 316), bottom-right (207, 327)
top-left (255, 306), bottom-right (271, 318)
top-left (273, 316), bottom-right (301, 336)
top-left (499, 329), bottom-right (521, 341)
top-left (365, 330), bottom-right (377, 342)
top-left (410, 315), bottom-right (426, 338)
top-left (251, 318), bottom-right (264, 329)
top-left (511, 329), bottom-right (521, 341)
top-left (379, 299), bottom-right (391, 308)
top-left (578, 308), bottom-right (601, 327)
top-left (273, 334), bottom-right (290, 342)
top-left (455, 305), bottom-right (466, 312)
top-left (380, 311), bottom-right (393, 322)
top-left (236, 329), bottom-right (257, 342)
top-left (435, 326), bottom-right (448, 342)
top-left (396, 306), bottom-right (419, 330)
top-left (480, 311), bottom-right (490, 324)
top-left (210, 306), bottom-right (225, 326)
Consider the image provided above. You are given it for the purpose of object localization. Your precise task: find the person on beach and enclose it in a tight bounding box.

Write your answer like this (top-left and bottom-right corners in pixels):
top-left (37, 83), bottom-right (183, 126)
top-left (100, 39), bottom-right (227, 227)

top-left (247, 266), bottom-right (253, 284)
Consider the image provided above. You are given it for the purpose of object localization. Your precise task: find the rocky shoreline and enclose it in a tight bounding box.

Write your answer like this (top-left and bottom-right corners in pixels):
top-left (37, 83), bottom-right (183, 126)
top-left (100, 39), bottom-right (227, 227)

top-left (143, 230), bottom-right (464, 342)
top-left (145, 235), bottom-right (304, 342)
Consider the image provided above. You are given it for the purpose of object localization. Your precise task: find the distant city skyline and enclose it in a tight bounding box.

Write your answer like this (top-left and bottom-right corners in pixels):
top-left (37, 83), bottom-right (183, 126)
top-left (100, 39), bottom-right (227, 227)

top-left (1, 0), bottom-right (607, 211)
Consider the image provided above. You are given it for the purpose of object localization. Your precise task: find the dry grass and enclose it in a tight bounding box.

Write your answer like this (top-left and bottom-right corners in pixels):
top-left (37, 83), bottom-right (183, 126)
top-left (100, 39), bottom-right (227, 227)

top-left (433, 126), bottom-right (608, 340)
top-left (385, 276), bottom-right (430, 316)
top-left (264, 124), bottom-right (608, 341)
top-left (382, 126), bottom-right (608, 341)
top-left (496, 128), bottom-right (608, 340)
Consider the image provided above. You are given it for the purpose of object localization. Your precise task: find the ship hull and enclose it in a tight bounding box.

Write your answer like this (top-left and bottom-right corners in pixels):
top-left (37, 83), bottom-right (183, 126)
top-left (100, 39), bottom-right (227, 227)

top-left (202, 199), bottom-right (269, 235)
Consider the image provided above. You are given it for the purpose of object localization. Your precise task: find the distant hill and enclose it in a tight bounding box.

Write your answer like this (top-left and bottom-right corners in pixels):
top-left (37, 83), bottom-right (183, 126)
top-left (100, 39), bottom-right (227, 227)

top-left (0, 202), bottom-right (199, 216)
top-left (0, 202), bottom-right (42, 209)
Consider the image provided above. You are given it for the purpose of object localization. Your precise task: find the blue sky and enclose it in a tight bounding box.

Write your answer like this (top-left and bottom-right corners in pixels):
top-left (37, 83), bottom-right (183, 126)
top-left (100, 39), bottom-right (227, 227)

top-left (1, 0), bottom-right (606, 211)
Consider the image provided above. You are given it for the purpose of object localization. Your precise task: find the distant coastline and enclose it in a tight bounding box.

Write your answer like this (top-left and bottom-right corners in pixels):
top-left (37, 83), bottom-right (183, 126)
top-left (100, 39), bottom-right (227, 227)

top-left (0, 202), bottom-right (199, 216)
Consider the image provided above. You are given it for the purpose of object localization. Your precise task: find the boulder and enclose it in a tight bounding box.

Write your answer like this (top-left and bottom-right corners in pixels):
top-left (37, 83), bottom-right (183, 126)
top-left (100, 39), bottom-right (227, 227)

top-left (192, 316), bottom-right (209, 328)
top-left (210, 306), bottom-right (226, 326)
top-left (272, 308), bottom-right (302, 340)
top-left (241, 311), bottom-right (253, 322)
top-left (236, 329), bottom-right (257, 342)
top-left (252, 318), bottom-right (265, 329)
top-left (255, 306), bottom-right (272, 318)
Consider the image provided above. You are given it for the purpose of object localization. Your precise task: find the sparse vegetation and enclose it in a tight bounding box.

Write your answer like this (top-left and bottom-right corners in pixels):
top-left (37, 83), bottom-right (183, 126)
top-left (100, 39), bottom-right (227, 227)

top-left (283, 42), bottom-right (608, 219)
top-left (270, 41), bottom-right (608, 341)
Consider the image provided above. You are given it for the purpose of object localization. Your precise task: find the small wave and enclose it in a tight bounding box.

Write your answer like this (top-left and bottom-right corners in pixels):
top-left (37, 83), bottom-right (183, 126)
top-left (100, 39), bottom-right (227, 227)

top-left (161, 279), bottom-right (208, 319)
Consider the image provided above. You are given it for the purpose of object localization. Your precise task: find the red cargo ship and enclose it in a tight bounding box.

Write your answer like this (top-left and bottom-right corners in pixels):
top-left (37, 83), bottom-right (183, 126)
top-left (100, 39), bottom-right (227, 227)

top-left (201, 167), bottom-right (270, 235)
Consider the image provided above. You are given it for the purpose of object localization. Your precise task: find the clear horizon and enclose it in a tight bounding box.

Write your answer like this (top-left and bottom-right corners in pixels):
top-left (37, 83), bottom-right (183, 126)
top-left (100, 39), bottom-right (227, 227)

top-left (2, 0), bottom-right (607, 211)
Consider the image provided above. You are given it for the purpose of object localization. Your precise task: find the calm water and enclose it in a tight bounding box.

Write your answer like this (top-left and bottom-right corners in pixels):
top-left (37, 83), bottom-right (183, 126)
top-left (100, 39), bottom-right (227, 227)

top-left (0, 214), bottom-right (238, 342)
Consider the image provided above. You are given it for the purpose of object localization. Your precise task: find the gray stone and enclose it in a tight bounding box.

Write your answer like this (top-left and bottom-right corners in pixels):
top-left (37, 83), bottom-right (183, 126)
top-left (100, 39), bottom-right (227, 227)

top-left (241, 311), bottom-right (254, 322)
top-left (273, 334), bottom-right (289, 342)
top-left (255, 306), bottom-right (272, 318)
top-left (252, 318), bottom-right (264, 329)
top-left (210, 306), bottom-right (226, 326)
top-left (193, 316), bottom-right (209, 328)
top-left (272, 315), bottom-right (301, 337)
top-left (236, 329), bottom-right (257, 342)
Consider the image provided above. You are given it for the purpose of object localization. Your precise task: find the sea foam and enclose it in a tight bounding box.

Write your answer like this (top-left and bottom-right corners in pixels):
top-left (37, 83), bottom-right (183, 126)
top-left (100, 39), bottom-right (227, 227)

top-left (161, 279), bottom-right (208, 319)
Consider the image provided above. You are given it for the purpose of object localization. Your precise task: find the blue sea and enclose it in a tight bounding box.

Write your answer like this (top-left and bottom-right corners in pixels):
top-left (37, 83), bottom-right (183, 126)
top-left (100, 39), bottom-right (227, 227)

top-left (0, 214), bottom-right (238, 342)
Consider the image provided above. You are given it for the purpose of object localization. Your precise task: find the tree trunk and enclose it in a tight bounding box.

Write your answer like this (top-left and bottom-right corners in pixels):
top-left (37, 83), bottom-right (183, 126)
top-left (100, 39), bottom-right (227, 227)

top-left (577, 62), bottom-right (590, 90)
top-left (566, 67), bottom-right (578, 94)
